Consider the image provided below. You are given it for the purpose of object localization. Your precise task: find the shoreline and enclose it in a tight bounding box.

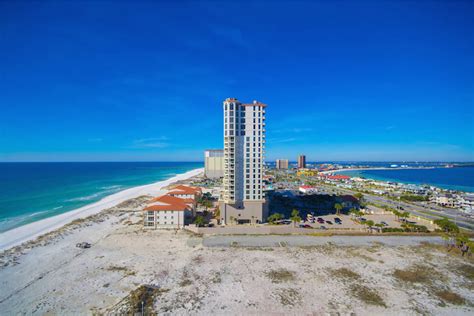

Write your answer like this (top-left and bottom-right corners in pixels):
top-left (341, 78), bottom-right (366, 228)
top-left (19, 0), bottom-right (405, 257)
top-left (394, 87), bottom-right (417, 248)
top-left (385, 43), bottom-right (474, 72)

top-left (324, 167), bottom-right (474, 193)
top-left (0, 168), bottom-right (204, 251)
top-left (320, 166), bottom-right (436, 175)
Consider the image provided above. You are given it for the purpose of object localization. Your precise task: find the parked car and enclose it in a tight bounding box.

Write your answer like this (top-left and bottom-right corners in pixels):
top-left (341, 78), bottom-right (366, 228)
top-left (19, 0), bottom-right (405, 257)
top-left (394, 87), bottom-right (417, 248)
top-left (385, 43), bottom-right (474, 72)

top-left (320, 225), bottom-right (327, 230)
top-left (334, 217), bottom-right (342, 224)
top-left (76, 242), bottom-right (91, 249)
top-left (360, 218), bottom-right (367, 222)
top-left (326, 220), bottom-right (333, 225)
top-left (317, 218), bottom-right (324, 223)
top-left (380, 221), bottom-right (388, 226)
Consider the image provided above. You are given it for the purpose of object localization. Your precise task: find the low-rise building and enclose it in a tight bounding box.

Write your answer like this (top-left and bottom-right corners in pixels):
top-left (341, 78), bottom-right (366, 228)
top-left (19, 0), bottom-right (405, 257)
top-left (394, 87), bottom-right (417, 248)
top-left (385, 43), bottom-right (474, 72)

top-left (144, 195), bottom-right (193, 229)
top-left (167, 185), bottom-right (202, 201)
top-left (299, 185), bottom-right (317, 194)
top-left (433, 193), bottom-right (456, 208)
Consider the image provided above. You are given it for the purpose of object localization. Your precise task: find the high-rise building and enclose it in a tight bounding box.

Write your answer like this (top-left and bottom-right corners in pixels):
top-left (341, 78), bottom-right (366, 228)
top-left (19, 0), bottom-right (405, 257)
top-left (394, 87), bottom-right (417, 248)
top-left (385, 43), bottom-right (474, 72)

top-left (298, 155), bottom-right (306, 169)
top-left (204, 149), bottom-right (224, 178)
top-left (276, 159), bottom-right (289, 169)
top-left (219, 98), bottom-right (268, 224)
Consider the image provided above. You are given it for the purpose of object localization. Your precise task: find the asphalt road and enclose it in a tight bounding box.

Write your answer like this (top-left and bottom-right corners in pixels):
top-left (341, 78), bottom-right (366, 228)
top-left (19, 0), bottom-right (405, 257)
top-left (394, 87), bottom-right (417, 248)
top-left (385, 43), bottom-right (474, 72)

top-left (203, 235), bottom-right (444, 247)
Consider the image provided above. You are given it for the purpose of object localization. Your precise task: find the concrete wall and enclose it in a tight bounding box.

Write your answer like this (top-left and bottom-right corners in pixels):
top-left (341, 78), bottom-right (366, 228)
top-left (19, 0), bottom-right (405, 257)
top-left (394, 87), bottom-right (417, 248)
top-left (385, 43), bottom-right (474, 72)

top-left (219, 200), bottom-right (268, 224)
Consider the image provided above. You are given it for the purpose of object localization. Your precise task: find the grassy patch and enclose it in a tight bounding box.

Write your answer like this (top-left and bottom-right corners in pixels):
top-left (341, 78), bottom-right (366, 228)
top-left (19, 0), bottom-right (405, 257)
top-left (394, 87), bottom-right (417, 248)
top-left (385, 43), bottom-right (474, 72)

top-left (245, 247), bottom-right (274, 251)
top-left (129, 285), bottom-right (169, 314)
top-left (274, 288), bottom-right (301, 306)
top-left (106, 265), bottom-right (136, 276)
top-left (265, 269), bottom-right (296, 283)
top-left (331, 268), bottom-right (360, 280)
top-left (435, 290), bottom-right (466, 305)
top-left (350, 284), bottom-right (386, 307)
top-left (393, 265), bottom-right (439, 284)
top-left (455, 263), bottom-right (474, 280)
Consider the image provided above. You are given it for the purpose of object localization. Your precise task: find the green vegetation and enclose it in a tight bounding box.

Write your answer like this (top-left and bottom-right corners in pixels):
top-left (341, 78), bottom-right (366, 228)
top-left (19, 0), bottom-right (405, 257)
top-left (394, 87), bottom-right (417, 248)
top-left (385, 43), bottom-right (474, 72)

top-left (434, 218), bottom-right (460, 234)
top-left (290, 209), bottom-right (301, 227)
top-left (129, 285), bottom-right (169, 315)
top-left (265, 269), bottom-right (296, 283)
top-left (400, 194), bottom-right (429, 202)
top-left (267, 213), bottom-right (284, 224)
top-left (350, 284), bottom-right (386, 307)
top-left (435, 290), bottom-right (466, 305)
top-left (194, 215), bottom-right (205, 227)
top-left (334, 203), bottom-right (343, 216)
top-left (331, 268), bottom-right (360, 280)
top-left (393, 265), bottom-right (439, 284)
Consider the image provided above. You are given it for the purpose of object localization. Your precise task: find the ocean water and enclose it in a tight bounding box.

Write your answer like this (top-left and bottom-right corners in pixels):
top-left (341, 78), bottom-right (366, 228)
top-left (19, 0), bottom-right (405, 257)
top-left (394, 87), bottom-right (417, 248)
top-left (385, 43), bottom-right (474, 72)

top-left (0, 162), bottom-right (202, 233)
top-left (336, 167), bottom-right (474, 192)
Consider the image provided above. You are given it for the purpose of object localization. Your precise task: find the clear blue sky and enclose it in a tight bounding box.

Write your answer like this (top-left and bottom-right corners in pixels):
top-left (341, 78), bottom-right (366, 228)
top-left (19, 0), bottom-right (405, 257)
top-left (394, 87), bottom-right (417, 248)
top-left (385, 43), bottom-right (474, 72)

top-left (0, 0), bottom-right (473, 162)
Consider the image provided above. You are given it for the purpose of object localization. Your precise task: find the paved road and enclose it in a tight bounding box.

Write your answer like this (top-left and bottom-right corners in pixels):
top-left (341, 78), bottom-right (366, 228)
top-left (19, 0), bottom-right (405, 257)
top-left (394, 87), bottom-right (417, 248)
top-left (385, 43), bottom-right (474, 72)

top-left (321, 185), bottom-right (474, 231)
top-left (202, 235), bottom-right (444, 247)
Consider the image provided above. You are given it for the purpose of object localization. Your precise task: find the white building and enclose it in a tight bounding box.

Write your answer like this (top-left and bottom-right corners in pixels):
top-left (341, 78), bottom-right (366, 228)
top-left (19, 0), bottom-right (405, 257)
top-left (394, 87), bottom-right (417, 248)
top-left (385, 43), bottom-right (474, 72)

top-left (204, 149), bottom-right (224, 178)
top-left (299, 185), bottom-right (317, 194)
top-left (219, 98), bottom-right (268, 224)
top-left (167, 184), bottom-right (202, 201)
top-left (144, 195), bottom-right (193, 229)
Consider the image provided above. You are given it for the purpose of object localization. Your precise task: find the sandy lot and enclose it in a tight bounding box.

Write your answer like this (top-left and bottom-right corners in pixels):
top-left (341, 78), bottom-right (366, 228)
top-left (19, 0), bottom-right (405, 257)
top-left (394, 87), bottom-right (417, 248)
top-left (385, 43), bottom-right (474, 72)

top-left (0, 208), bottom-right (473, 315)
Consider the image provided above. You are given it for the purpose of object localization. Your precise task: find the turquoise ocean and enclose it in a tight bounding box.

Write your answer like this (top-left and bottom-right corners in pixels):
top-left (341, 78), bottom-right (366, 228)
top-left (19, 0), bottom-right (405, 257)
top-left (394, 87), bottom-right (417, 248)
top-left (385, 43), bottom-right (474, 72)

top-left (0, 162), bottom-right (202, 233)
top-left (336, 167), bottom-right (474, 193)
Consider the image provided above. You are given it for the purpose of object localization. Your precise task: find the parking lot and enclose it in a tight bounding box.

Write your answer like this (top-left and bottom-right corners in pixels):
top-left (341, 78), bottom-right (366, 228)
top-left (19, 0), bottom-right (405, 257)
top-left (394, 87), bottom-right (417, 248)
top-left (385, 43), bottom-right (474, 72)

top-left (299, 213), bottom-right (436, 231)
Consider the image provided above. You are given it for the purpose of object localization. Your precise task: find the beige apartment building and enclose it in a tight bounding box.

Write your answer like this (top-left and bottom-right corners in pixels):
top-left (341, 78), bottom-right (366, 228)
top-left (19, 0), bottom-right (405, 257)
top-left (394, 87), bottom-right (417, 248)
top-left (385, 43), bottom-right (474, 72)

top-left (276, 159), bottom-right (289, 169)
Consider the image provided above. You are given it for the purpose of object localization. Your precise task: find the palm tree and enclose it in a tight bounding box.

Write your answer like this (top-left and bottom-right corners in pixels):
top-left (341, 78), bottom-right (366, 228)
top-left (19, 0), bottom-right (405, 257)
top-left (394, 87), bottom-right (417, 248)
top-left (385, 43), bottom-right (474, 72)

top-left (366, 220), bottom-right (375, 232)
top-left (392, 210), bottom-right (401, 221)
top-left (348, 208), bottom-right (357, 218)
top-left (334, 203), bottom-right (343, 216)
top-left (400, 211), bottom-right (410, 224)
top-left (374, 223), bottom-right (384, 233)
top-left (290, 209), bottom-right (301, 227)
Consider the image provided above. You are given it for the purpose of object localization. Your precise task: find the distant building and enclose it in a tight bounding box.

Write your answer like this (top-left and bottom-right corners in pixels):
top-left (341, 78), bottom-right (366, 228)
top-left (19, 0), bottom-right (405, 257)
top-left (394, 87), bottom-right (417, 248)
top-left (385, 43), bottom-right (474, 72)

top-left (433, 194), bottom-right (456, 208)
top-left (220, 98), bottom-right (268, 225)
top-left (298, 155), bottom-right (306, 169)
top-left (299, 185), bottom-right (317, 194)
top-left (276, 159), bottom-right (289, 169)
top-left (204, 149), bottom-right (224, 178)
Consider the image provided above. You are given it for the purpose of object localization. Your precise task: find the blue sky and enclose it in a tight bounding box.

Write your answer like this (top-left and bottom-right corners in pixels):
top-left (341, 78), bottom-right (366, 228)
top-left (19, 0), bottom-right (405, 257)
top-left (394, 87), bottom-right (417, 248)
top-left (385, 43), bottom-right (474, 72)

top-left (0, 0), bottom-right (473, 162)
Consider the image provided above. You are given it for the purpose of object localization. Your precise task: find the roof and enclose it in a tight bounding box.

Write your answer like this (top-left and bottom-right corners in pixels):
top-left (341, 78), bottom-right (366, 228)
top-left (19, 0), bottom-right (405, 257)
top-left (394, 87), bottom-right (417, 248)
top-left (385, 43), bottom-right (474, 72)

top-left (145, 195), bottom-right (192, 212)
top-left (324, 174), bottom-right (351, 180)
top-left (167, 185), bottom-right (202, 195)
top-left (299, 185), bottom-right (316, 189)
top-left (242, 100), bottom-right (267, 108)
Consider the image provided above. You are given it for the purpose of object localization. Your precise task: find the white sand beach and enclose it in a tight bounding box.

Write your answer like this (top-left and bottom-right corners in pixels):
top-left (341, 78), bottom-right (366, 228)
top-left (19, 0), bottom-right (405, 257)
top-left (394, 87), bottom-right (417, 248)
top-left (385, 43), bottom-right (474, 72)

top-left (0, 168), bottom-right (203, 251)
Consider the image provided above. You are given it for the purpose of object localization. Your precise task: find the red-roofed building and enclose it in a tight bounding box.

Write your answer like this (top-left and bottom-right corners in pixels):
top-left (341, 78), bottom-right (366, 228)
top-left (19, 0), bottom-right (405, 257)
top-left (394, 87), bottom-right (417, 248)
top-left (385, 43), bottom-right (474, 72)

top-left (299, 185), bottom-right (318, 194)
top-left (321, 174), bottom-right (351, 181)
top-left (144, 195), bottom-right (194, 229)
top-left (167, 185), bottom-right (202, 201)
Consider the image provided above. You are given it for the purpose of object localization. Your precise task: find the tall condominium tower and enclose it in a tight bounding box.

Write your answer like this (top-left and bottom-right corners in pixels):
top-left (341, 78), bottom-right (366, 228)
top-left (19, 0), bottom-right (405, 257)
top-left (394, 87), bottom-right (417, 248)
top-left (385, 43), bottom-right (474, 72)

top-left (298, 155), bottom-right (306, 169)
top-left (276, 159), bottom-right (289, 169)
top-left (219, 98), bottom-right (268, 224)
